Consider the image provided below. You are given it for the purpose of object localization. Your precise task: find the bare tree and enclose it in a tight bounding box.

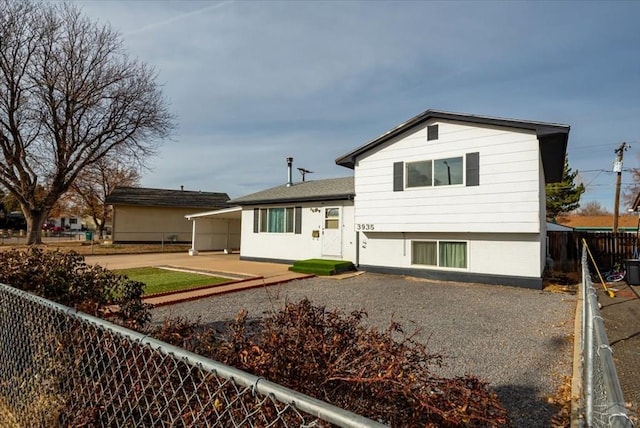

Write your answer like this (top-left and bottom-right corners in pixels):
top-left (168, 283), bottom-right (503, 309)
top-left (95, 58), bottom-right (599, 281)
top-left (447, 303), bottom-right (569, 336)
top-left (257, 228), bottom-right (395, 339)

top-left (69, 156), bottom-right (140, 237)
top-left (0, 1), bottom-right (174, 244)
top-left (576, 201), bottom-right (612, 216)
top-left (624, 164), bottom-right (640, 209)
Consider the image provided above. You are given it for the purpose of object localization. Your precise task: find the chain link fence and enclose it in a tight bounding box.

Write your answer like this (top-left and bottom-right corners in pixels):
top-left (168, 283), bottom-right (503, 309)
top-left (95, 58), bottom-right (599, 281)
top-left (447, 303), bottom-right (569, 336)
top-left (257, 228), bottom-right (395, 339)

top-left (580, 247), bottom-right (634, 427)
top-left (0, 283), bottom-right (384, 427)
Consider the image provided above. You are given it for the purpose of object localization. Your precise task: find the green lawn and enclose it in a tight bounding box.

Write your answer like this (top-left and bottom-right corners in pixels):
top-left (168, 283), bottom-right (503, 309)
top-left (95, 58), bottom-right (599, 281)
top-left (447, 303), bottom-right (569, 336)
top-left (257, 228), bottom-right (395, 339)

top-left (115, 267), bottom-right (229, 295)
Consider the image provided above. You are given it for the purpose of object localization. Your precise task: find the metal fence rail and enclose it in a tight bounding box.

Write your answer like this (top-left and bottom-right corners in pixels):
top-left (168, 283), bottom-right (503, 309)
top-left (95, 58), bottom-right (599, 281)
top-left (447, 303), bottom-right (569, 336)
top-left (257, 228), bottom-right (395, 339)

top-left (580, 248), bottom-right (634, 427)
top-left (0, 283), bottom-right (385, 427)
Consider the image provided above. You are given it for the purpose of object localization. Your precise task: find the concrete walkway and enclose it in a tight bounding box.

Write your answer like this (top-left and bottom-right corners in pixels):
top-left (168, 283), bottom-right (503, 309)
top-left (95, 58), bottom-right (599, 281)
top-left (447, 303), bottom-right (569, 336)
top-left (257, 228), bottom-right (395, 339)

top-left (85, 251), bottom-right (314, 306)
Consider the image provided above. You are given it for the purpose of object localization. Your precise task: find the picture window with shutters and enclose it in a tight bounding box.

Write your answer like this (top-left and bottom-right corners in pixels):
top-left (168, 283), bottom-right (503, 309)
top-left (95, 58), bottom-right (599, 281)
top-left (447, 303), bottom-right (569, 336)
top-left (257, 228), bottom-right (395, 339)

top-left (254, 206), bottom-right (302, 234)
top-left (407, 156), bottom-right (463, 188)
top-left (395, 152), bottom-right (479, 191)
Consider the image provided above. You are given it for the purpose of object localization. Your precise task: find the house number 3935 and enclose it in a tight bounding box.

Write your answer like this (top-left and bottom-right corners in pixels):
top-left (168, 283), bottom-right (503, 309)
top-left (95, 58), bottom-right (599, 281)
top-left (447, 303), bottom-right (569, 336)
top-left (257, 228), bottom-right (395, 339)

top-left (355, 223), bottom-right (375, 231)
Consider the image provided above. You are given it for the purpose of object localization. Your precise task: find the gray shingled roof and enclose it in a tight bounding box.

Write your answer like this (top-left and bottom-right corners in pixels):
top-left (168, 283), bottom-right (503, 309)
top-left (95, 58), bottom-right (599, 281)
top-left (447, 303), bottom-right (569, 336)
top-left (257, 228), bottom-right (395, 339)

top-left (335, 109), bottom-right (569, 183)
top-left (229, 177), bottom-right (354, 205)
top-left (106, 187), bottom-right (231, 209)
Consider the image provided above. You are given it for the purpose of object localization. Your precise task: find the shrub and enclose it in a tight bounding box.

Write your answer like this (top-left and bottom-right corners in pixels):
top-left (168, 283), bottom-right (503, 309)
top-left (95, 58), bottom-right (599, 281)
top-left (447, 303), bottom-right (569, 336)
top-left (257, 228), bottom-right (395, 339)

top-left (0, 247), bottom-right (150, 328)
top-left (154, 299), bottom-right (509, 427)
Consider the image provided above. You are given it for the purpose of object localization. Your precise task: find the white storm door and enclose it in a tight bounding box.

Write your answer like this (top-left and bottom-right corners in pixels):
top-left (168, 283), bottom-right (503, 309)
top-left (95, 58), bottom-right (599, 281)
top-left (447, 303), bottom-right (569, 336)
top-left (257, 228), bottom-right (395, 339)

top-left (322, 207), bottom-right (342, 257)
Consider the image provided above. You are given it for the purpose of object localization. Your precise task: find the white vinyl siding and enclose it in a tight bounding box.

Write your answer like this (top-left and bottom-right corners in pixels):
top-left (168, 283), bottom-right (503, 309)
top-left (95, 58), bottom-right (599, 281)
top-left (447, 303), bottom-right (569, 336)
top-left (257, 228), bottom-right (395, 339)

top-left (354, 120), bottom-right (541, 234)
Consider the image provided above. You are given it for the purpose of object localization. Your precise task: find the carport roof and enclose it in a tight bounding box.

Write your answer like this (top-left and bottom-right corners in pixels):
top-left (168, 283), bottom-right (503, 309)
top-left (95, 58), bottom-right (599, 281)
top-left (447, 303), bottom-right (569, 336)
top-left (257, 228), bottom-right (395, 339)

top-left (106, 186), bottom-right (231, 209)
top-left (185, 206), bottom-right (242, 220)
top-left (229, 177), bottom-right (354, 205)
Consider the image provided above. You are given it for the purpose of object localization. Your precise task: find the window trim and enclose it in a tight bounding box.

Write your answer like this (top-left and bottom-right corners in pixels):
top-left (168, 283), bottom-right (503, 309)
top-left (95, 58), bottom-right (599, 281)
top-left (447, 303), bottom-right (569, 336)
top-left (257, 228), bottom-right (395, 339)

top-left (411, 239), bottom-right (468, 270)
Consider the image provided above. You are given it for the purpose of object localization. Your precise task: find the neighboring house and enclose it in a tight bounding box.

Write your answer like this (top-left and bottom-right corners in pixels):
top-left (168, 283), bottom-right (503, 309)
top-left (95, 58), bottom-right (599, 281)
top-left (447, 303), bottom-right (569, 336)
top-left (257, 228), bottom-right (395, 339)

top-left (106, 187), bottom-right (233, 244)
top-left (46, 214), bottom-right (82, 231)
top-left (555, 215), bottom-right (639, 233)
top-left (191, 109), bottom-right (569, 288)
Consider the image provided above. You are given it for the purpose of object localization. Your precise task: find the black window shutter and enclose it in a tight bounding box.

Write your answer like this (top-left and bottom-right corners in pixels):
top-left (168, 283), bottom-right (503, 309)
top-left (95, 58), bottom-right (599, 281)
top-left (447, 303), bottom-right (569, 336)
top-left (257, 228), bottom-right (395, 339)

top-left (393, 162), bottom-right (404, 191)
top-left (466, 152), bottom-right (479, 186)
top-left (294, 206), bottom-right (302, 234)
top-left (253, 208), bottom-right (259, 233)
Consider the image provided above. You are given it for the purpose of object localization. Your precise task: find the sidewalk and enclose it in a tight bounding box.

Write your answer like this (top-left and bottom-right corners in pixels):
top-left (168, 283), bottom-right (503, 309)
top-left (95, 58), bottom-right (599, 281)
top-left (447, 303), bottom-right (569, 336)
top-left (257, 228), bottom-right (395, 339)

top-left (85, 251), bottom-right (314, 306)
top-left (597, 280), bottom-right (640, 422)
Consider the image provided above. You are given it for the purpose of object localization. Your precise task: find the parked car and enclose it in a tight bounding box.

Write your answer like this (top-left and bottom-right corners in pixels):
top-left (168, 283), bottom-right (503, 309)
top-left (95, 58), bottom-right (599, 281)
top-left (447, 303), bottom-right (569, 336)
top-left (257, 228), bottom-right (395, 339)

top-left (42, 223), bottom-right (64, 232)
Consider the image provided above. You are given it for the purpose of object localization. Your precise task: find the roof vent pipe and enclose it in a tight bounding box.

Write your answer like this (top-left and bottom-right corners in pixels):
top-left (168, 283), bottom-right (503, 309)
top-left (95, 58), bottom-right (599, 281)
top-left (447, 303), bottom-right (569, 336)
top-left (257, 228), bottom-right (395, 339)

top-left (286, 157), bottom-right (293, 187)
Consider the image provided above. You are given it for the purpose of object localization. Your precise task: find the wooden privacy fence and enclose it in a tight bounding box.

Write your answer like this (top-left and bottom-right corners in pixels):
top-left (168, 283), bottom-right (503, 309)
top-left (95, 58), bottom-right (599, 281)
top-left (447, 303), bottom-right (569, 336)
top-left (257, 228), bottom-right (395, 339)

top-left (548, 231), bottom-right (640, 273)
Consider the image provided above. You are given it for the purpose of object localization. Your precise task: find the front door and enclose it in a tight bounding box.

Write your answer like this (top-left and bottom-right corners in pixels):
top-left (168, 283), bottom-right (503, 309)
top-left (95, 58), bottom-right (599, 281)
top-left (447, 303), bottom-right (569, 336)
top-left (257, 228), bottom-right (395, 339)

top-left (322, 207), bottom-right (342, 257)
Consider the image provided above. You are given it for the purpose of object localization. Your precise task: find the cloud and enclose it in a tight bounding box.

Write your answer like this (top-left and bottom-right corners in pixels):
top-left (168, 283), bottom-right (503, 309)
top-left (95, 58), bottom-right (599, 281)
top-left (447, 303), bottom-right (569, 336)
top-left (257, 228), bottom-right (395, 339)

top-left (123, 1), bottom-right (235, 37)
top-left (73, 0), bottom-right (640, 209)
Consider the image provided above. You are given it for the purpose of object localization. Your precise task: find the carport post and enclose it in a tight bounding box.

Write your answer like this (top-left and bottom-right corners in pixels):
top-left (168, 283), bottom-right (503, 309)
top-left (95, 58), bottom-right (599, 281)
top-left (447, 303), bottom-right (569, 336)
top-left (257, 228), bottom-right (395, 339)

top-left (189, 218), bottom-right (199, 256)
top-left (224, 220), bottom-right (231, 254)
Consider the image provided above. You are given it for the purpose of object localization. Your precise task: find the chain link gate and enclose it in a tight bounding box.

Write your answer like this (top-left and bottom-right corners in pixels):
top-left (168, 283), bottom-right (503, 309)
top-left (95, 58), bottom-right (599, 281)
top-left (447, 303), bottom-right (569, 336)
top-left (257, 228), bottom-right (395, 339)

top-left (0, 284), bottom-right (385, 428)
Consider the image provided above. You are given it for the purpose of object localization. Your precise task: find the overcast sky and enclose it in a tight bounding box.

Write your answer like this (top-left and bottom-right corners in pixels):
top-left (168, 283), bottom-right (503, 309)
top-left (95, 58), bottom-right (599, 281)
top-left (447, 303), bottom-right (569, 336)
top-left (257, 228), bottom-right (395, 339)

top-left (76, 1), bottom-right (640, 211)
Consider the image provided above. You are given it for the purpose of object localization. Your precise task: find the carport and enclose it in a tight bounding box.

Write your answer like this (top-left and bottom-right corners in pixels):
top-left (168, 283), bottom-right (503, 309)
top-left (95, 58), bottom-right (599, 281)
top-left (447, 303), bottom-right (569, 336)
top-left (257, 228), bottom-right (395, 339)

top-left (185, 206), bottom-right (242, 255)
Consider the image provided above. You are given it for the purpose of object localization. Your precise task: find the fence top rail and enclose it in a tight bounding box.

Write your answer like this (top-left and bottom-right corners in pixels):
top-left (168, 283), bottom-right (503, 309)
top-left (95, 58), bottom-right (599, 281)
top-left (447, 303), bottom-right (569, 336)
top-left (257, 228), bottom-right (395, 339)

top-left (0, 283), bottom-right (386, 428)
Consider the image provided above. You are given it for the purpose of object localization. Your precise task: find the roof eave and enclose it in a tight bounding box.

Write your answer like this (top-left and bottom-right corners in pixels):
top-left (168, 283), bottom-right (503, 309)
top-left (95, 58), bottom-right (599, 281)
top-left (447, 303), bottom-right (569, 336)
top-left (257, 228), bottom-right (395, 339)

top-left (231, 193), bottom-right (354, 206)
top-left (335, 109), bottom-right (570, 175)
top-left (539, 132), bottom-right (569, 183)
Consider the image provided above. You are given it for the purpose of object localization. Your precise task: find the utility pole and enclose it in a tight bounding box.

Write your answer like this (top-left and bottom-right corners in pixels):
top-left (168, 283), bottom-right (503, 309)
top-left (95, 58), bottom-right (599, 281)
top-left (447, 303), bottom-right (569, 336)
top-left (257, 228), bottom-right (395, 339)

top-left (613, 141), bottom-right (628, 233)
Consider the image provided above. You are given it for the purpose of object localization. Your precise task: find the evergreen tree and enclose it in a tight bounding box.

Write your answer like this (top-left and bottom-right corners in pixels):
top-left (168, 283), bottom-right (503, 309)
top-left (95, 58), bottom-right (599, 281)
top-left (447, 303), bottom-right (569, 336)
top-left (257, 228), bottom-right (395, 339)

top-left (546, 157), bottom-right (585, 220)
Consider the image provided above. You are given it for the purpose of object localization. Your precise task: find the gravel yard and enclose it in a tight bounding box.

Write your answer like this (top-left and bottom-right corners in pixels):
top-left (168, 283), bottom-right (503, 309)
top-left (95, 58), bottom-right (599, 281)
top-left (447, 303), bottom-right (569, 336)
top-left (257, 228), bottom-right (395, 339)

top-left (151, 272), bottom-right (576, 427)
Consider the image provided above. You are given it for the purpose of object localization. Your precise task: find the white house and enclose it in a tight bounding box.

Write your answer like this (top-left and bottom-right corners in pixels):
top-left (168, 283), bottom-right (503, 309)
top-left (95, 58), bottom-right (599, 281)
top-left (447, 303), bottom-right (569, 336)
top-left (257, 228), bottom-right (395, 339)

top-left (191, 109), bottom-right (569, 289)
top-left (227, 176), bottom-right (356, 262)
top-left (46, 214), bottom-right (82, 231)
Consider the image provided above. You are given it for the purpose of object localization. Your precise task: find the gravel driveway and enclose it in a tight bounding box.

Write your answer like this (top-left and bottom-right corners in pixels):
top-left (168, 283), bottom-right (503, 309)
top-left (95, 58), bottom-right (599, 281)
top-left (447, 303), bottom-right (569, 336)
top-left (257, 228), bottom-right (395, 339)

top-left (151, 272), bottom-right (576, 427)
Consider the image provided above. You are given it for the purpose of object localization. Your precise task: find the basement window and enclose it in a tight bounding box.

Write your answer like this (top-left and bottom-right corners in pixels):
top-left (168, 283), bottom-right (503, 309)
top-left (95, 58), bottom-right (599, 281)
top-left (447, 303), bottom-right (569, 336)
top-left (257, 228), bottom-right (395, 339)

top-left (412, 240), bottom-right (467, 269)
